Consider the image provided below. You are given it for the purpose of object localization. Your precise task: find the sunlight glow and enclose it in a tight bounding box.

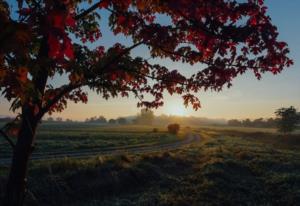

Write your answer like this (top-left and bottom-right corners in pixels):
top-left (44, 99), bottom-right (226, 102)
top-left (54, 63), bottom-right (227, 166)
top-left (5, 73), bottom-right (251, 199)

top-left (166, 104), bottom-right (188, 116)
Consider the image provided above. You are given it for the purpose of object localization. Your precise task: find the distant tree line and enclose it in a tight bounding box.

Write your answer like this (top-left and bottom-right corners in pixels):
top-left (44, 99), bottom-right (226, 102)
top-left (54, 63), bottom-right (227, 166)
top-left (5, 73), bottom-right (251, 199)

top-left (0, 117), bottom-right (13, 123)
top-left (85, 116), bottom-right (107, 124)
top-left (228, 106), bottom-right (300, 134)
top-left (85, 116), bottom-right (128, 125)
top-left (45, 117), bottom-right (64, 122)
top-left (0, 111), bottom-right (227, 126)
top-left (227, 118), bottom-right (277, 128)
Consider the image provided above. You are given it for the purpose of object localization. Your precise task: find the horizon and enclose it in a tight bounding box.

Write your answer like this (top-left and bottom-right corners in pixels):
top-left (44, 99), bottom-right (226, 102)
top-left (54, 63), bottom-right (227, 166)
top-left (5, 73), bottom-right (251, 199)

top-left (0, 111), bottom-right (282, 122)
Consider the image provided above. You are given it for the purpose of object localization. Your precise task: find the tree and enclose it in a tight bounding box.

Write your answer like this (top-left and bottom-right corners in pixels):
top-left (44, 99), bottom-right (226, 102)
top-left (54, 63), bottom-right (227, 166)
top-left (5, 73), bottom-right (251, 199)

top-left (252, 118), bottom-right (264, 127)
top-left (275, 106), bottom-right (300, 134)
top-left (266, 118), bottom-right (277, 128)
top-left (108, 118), bottom-right (116, 124)
top-left (46, 117), bottom-right (54, 122)
top-left (85, 115), bottom-right (107, 123)
top-left (0, 0), bottom-right (292, 205)
top-left (228, 119), bottom-right (242, 127)
top-left (65, 118), bottom-right (73, 122)
top-left (135, 108), bottom-right (154, 125)
top-left (117, 117), bottom-right (127, 125)
top-left (97, 116), bottom-right (107, 124)
top-left (242, 118), bottom-right (252, 127)
top-left (56, 117), bottom-right (63, 122)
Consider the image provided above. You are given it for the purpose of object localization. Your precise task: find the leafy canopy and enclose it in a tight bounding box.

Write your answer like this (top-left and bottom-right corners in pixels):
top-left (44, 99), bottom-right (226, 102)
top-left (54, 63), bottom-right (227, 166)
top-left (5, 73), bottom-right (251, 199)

top-left (0, 0), bottom-right (293, 121)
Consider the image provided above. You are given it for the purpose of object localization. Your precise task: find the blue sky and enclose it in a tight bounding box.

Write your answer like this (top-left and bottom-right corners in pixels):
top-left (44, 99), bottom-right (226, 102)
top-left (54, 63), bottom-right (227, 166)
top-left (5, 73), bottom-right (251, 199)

top-left (0, 0), bottom-right (299, 120)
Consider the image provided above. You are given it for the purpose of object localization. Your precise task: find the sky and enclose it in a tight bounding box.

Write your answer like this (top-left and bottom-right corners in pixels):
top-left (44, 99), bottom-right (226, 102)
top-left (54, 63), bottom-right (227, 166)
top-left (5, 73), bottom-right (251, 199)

top-left (0, 0), bottom-right (300, 120)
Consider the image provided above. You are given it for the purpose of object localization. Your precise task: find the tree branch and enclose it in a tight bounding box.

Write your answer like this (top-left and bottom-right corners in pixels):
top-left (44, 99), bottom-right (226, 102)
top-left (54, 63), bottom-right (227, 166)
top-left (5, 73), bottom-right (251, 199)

top-left (175, 7), bottom-right (254, 43)
top-left (0, 129), bottom-right (15, 149)
top-left (37, 84), bottom-right (81, 120)
top-left (35, 40), bottom-right (154, 121)
top-left (75, 1), bottom-right (103, 20)
top-left (103, 41), bottom-right (145, 68)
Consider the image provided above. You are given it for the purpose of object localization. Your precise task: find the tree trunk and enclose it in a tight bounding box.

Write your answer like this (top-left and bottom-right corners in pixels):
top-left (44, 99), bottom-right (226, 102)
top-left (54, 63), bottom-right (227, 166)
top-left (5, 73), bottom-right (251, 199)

top-left (3, 107), bottom-right (38, 206)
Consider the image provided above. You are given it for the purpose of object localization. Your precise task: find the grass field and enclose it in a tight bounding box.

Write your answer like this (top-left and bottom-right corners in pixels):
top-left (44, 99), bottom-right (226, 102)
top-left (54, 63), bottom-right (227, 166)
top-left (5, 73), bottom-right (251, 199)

top-left (0, 123), bottom-right (180, 158)
top-left (1, 125), bottom-right (300, 205)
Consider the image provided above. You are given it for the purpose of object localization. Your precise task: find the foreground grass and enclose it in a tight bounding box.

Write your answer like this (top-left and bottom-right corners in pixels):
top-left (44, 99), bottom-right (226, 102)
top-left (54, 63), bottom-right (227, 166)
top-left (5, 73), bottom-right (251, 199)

top-left (1, 127), bottom-right (300, 205)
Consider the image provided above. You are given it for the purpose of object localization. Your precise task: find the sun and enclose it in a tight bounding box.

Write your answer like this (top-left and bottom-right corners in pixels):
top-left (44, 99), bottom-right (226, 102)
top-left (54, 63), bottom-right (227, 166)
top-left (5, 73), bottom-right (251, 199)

top-left (167, 105), bottom-right (188, 116)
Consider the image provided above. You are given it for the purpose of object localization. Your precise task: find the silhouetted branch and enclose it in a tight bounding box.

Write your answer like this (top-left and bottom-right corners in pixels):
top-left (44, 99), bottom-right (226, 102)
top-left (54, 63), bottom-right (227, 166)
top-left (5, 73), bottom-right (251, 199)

top-left (75, 1), bottom-right (103, 20)
top-left (0, 129), bottom-right (15, 149)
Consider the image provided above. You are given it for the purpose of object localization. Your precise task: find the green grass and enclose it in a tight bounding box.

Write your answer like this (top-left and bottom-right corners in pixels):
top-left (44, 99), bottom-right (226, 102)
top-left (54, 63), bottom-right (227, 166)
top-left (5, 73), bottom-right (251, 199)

top-left (0, 124), bottom-right (180, 157)
top-left (1, 126), bottom-right (300, 205)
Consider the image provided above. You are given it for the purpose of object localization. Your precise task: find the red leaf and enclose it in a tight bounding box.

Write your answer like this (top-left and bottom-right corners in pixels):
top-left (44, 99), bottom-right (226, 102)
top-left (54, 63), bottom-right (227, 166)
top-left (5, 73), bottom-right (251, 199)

top-left (63, 36), bottom-right (74, 59)
top-left (48, 33), bottom-right (61, 58)
top-left (66, 15), bottom-right (76, 28)
top-left (117, 16), bottom-right (126, 25)
top-left (96, 46), bottom-right (105, 57)
top-left (110, 73), bottom-right (117, 81)
top-left (258, 0), bottom-right (264, 5)
top-left (277, 42), bottom-right (286, 50)
top-left (98, 0), bottom-right (110, 8)
top-left (18, 8), bottom-right (31, 16)
top-left (17, 67), bottom-right (28, 83)
top-left (249, 17), bottom-right (257, 26)
top-left (52, 12), bottom-right (65, 29)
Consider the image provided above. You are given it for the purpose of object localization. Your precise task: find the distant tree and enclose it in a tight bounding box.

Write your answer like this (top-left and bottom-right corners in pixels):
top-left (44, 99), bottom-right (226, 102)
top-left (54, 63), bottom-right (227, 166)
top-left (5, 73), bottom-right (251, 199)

top-left (97, 116), bottom-right (107, 124)
top-left (85, 116), bottom-right (107, 123)
top-left (228, 119), bottom-right (242, 127)
top-left (46, 117), bottom-right (54, 122)
top-left (242, 118), bottom-right (252, 127)
top-left (275, 106), bottom-right (300, 134)
top-left (135, 109), bottom-right (154, 125)
top-left (0, 0), bottom-right (293, 204)
top-left (229, 117), bottom-right (277, 128)
top-left (117, 117), bottom-right (127, 125)
top-left (56, 117), bottom-right (63, 122)
top-left (266, 118), bottom-right (277, 128)
top-left (0, 117), bottom-right (13, 123)
top-left (108, 119), bottom-right (116, 124)
top-left (252, 118), bottom-right (264, 127)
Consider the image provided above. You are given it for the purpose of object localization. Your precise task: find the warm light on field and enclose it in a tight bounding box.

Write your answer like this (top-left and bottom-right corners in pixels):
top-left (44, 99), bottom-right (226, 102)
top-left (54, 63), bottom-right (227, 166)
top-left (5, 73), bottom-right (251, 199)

top-left (166, 104), bottom-right (188, 116)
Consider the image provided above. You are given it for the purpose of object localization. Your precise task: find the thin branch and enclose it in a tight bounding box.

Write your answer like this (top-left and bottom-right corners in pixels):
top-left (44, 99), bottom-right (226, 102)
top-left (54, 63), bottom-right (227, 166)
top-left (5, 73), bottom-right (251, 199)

top-left (0, 129), bottom-right (15, 149)
top-left (152, 45), bottom-right (268, 71)
top-left (37, 84), bottom-right (81, 119)
top-left (75, 1), bottom-right (103, 20)
top-left (103, 41), bottom-right (145, 68)
top-left (38, 41), bottom-right (145, 120)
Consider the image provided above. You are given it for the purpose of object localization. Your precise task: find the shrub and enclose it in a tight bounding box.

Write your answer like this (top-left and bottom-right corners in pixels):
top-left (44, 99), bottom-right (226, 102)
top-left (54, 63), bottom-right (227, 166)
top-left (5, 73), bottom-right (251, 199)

top-left (167, 124), bottom-right (180, 134)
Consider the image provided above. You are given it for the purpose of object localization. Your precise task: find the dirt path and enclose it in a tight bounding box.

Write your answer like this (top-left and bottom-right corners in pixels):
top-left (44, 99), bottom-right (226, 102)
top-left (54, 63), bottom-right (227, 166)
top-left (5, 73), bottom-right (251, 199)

top-left (0, 133), bottom-right (200, 166)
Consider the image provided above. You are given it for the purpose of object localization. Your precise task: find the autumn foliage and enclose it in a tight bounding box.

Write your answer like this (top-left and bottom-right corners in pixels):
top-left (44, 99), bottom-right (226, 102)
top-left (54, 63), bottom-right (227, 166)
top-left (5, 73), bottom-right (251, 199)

top-left (0, 0), bottom-right (293, 204)
top-left (0, 0), bottom-right (293, 122)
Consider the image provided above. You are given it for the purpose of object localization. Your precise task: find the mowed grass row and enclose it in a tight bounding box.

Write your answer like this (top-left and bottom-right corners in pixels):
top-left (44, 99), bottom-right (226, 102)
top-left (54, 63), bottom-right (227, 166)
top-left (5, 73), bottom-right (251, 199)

top-left (0, 124), bottom-right (181, 157)
top-left (1, 126), bottom-right (300, 205)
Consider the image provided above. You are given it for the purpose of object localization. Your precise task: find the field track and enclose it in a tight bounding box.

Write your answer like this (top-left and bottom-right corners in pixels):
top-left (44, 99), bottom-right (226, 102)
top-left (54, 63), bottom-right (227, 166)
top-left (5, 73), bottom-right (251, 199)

top-left (0, 133), bottom-right (200, 166)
